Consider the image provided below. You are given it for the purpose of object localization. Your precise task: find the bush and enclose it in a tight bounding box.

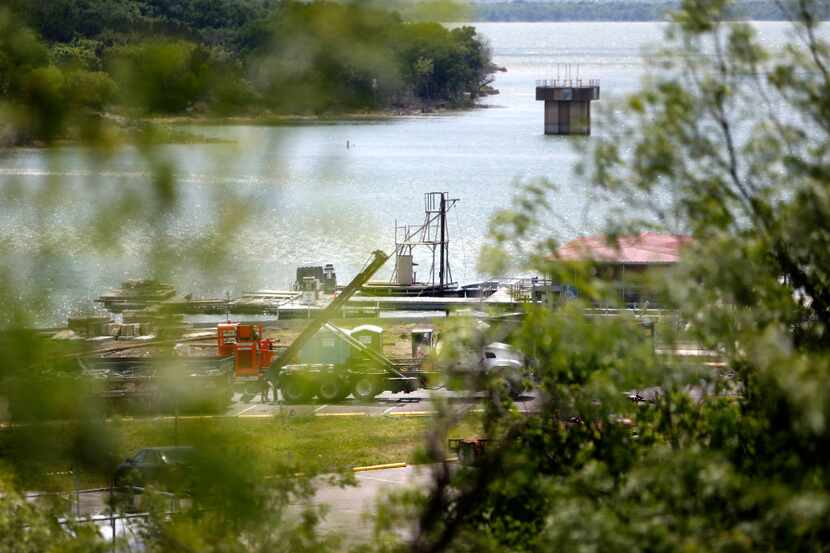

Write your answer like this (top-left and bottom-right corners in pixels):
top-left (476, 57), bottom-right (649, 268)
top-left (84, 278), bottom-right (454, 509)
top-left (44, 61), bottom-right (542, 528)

top-left (108, 40), bottom-right (211, 113)
top-left (65, 69), bottom-right (118, 110)
top-left (49, 39), bottom-right (103, 70)
top-left (0, 9), bottom-right (49, 98)
top-left (21, 66), bottom-right (67, 140)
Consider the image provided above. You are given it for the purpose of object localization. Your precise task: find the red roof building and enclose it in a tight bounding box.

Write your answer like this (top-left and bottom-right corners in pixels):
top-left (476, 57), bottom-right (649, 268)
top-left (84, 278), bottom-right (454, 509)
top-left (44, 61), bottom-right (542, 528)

top-left (555, 232), bottom-right (692, 266)
top-left (551, 232), bottom-right (693, 307)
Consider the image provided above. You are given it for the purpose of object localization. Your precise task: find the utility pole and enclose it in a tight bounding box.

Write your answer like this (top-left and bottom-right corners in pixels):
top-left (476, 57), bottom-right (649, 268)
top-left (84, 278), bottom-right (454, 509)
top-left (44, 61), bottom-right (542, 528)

top-left (439, 193), bottom-right (446, 288)
top-left (225, 291), bottom-right (231, 322)
top-left (110, 479), bottom-right (116, 553)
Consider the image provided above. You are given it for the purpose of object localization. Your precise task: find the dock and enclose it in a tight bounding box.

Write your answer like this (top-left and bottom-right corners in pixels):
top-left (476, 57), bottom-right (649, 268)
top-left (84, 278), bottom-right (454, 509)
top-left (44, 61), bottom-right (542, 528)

top-left (152, 293), bottom-right (522, 318)
top-left (346, 294), bottom-right (519, 312)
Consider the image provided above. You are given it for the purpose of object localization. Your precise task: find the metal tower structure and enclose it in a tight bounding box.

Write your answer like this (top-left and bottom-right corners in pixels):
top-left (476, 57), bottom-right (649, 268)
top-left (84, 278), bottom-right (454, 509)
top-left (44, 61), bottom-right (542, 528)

top-left (390, 192), bottom-right (459, 290)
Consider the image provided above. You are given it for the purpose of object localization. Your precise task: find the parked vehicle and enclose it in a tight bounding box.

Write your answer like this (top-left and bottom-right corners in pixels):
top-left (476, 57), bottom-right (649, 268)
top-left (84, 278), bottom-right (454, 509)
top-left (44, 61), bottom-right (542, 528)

top-left (114, 446), bottom-right (195, 490)
top-left (448, 437), bottom-right (489, 465)
top-left (415, 328), bottom-right (530, 399)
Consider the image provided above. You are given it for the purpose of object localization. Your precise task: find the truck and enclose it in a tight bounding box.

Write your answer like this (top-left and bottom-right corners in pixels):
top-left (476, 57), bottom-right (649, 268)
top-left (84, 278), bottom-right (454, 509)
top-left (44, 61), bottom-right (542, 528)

top-left (273, 322), bottom-right (530, 403)
top-left (411, 327), bottom-right (529, 399)
top-left (209, 250), bottom-right (424, 402)
top-left (278, 322), bottom-right (422, 403)
top-left (208, 318), bottom-right (423, 403)
top-left (184, 249), bottom-right (422, 403)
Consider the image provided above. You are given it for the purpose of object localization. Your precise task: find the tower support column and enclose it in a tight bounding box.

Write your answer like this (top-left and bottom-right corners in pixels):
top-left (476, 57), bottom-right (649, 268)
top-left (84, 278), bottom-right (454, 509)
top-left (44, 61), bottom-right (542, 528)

top-left (536, 80), bottom-right (600, 135)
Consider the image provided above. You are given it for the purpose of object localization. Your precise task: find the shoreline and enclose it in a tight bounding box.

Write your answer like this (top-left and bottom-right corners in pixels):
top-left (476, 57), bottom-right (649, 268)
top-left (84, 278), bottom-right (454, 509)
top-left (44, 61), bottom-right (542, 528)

top-left (0, 101), bottom-right (501, 149)
top-left (148, 101), bottom-right (501, 128)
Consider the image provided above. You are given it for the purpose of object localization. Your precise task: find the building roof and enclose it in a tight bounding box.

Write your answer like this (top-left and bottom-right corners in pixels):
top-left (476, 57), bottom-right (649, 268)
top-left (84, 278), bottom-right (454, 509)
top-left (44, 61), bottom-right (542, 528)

top-left (555, 232), bottom-right (692, 265)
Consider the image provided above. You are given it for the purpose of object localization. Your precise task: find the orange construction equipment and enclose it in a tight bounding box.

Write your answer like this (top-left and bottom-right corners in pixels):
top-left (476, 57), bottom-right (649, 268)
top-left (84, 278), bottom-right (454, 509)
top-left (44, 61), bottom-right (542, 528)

top-left (216, 322), bottom-right (275, 378)
top-left (215, 250), bottom-right (390, 380)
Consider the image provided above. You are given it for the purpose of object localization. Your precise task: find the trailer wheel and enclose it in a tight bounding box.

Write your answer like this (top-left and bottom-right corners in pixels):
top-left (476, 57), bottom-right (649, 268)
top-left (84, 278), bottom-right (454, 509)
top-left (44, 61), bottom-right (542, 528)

top-left (493, 374), bottom-right (523, 401)
top-left (281, 376), bottom-right (314, 404)
top-left (508, 381), bottom-right (525, 400)
top-left (317, 377), bottom-right (347, 403)
top-left (352, 376), bottom-right (378, 402)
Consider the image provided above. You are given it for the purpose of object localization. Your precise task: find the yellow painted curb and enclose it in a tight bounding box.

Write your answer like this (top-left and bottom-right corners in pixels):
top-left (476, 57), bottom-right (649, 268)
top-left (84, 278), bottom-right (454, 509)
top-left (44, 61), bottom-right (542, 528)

top-left (388, 411), bottom-right (436, 417)
top-left (352, 462), bottom-right (407, 472)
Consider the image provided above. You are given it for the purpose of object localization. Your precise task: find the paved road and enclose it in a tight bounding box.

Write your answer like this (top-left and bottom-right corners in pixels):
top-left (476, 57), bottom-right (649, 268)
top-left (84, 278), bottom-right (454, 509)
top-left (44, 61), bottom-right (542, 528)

top-left (61, 464), bottom-right (442, 547)
top-left (224, 388), bottom-right (543, 418)
top-left (309, 464), bottom-right (436, 543)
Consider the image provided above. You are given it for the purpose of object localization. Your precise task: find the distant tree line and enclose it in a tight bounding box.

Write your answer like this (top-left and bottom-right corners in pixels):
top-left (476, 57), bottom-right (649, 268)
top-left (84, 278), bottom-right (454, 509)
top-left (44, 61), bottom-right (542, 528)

top-left (2, 0), bottom-right (494, 127)
top-left (471, 0), bottom-right (830, 21)
top-left (13, 0), bottom-right (278, 51)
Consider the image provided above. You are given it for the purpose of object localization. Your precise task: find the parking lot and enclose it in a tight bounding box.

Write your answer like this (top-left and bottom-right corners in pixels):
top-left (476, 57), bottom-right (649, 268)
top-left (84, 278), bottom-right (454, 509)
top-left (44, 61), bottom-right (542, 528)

top-left (224, 388), bottom-right (543, 418)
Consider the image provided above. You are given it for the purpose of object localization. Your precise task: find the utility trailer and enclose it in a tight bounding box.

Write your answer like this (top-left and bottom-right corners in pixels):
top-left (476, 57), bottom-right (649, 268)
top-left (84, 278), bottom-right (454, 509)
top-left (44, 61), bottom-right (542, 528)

top-left (78, 355), bottom-right (234, 411)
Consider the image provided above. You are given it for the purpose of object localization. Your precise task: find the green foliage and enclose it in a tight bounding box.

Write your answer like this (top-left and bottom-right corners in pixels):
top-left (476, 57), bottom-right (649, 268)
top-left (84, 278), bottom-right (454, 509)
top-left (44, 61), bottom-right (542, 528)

top-left (242, 1), bottom-right (403, 112)
top-left (20, 66), bottom-right (68, 141)
top-left (361, 2), bottom-right (830, 552)
top-left (140, 0), bottom-right (277, 41)
top-left (0, 8), bottom-right (119, 144)
top-left (243, 2), bottom-right (491, 112)
top-left (108, 40), bottom-right (212, 113)
top-left (0, 478), bottom-right (109, 553)
top-left (396, 23), bottom-right (492, 103)
top-left (0, 10), bottom-right (49, 98)
top-left (16, 0), bottom-right (143, 43)
top-left (50, 39), bottom-right (103, 70)
top-left (6, 0), bottom-right (494, 118)
top-left (65, 70), bottom-right (118, 110)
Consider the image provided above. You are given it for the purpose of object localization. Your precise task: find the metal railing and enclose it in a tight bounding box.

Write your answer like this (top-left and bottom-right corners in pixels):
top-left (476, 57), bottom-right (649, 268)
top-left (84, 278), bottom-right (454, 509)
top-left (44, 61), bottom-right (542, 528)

top-left (508, 277), bottom-right (558, 303)
top-left (25, 481), bottom-right (184, 551)
top-left (27, 484), bottom-right (183, 518)
top-left (536, 78), bottom-right (600, 88)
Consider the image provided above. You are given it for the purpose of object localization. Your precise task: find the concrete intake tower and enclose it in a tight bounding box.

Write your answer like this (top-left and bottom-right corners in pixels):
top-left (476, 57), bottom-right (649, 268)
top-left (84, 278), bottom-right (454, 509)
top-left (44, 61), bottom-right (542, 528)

top-left (535, 78), bottom-right (600, 135)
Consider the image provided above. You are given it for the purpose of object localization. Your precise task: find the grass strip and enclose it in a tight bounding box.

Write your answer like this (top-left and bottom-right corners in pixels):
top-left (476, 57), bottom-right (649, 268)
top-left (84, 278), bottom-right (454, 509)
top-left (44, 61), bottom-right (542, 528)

top-left (1, 415), bottom-right (480, 491)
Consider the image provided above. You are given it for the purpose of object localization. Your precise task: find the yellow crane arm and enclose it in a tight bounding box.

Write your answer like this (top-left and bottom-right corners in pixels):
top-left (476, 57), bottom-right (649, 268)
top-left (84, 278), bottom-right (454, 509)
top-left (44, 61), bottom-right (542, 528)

top-left (271, 250), bottom-right (389, 371)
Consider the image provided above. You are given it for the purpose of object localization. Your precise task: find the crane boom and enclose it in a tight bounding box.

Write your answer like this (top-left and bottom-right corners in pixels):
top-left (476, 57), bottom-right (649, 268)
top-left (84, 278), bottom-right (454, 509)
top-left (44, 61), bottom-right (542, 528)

top-left (272, 250), bottom-right (389, 371)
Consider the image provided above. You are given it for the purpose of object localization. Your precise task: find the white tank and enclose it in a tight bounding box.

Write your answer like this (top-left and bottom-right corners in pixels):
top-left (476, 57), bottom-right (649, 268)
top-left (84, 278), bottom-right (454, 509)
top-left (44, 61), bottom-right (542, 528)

top-left (396, 254), bottom-right (414, 285)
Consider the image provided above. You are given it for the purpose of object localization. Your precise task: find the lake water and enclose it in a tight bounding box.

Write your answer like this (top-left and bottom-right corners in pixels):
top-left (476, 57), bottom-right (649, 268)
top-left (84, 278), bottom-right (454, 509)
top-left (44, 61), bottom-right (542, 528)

top-left (0, 22), bottom-right (808, 325)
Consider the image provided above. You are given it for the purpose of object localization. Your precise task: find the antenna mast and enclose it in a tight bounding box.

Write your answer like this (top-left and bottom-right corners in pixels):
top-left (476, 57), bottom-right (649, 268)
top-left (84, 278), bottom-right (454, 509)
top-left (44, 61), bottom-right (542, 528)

top-left (390, 192), bottom-right (459, 290)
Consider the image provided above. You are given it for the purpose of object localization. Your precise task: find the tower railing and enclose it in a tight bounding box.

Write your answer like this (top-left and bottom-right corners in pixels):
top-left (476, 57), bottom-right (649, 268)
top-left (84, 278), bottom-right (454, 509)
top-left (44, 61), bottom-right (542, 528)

top-left (536, 78), bottom-right (600, 88)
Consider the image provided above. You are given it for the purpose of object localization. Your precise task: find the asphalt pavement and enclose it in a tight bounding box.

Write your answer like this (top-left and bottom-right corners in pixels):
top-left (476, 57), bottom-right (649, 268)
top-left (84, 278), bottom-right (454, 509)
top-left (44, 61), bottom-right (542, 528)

top-left (309, 464), bottom-right (437, 543)
top-left (225, 388), bottom-right (542, 418)
top-left (57, 464), bottom-right (444, 548)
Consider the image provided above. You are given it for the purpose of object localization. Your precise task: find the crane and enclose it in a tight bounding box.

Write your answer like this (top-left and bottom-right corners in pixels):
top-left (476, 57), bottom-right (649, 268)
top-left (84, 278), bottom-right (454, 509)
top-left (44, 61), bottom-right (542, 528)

top-left (272, 249), bottom-right (389, 372)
